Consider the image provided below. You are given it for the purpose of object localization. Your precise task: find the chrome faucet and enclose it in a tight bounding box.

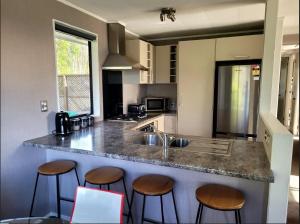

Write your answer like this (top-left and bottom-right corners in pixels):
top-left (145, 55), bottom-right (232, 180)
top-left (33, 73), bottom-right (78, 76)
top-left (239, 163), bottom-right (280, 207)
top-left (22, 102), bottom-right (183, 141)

top-left (150, 124), bottom-right (175, 156)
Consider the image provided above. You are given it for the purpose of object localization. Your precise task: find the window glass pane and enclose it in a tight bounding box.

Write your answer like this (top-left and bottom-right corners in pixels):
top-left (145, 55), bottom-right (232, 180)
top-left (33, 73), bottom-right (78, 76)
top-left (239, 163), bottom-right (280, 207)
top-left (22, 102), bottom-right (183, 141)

top-left (55, 31), bottom-right (92, 116)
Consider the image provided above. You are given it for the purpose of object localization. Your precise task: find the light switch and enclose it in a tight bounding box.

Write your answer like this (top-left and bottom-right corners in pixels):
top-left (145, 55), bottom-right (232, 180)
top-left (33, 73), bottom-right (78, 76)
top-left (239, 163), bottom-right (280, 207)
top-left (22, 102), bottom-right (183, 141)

top-left (40, 100), bottom-right (48, 112)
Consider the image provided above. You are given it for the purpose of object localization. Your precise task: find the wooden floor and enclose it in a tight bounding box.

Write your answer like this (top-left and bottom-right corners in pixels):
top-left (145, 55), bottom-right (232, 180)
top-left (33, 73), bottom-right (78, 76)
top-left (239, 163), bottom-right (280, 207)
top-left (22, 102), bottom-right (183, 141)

top-left (287, 139), bottom-right (299, 224)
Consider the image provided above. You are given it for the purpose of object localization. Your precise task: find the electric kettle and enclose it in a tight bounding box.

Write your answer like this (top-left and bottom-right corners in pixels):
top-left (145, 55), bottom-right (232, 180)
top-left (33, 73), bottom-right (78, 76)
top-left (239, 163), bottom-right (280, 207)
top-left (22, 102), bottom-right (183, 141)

top-left (55, 111), bottom-right (71, 136)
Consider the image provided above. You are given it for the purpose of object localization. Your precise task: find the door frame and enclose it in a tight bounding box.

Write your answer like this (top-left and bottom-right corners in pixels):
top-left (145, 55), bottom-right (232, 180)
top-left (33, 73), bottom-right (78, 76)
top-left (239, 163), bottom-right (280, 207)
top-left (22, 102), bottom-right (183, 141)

top-left (212, 59), bottom-right (262, 138)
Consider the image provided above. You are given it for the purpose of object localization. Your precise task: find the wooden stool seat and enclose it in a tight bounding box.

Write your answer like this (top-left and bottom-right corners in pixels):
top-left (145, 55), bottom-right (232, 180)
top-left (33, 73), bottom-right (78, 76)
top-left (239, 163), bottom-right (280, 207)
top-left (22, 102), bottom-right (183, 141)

top-left (196, 184), bottom-right (245, 211)
top-left (38, 160), bottom-right (76, 175)
top-left (133, 174), bottom-right (174, 196)
top-left (31, 160), bottom-right (80, 218)
top-left (85, 167), bottom-right (124, 185)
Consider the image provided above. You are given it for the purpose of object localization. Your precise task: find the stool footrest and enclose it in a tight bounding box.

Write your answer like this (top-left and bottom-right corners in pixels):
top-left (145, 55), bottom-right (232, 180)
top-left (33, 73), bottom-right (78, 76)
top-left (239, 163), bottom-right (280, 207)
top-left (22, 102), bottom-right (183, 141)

top-left (60, 197), bottom-right (74, 203)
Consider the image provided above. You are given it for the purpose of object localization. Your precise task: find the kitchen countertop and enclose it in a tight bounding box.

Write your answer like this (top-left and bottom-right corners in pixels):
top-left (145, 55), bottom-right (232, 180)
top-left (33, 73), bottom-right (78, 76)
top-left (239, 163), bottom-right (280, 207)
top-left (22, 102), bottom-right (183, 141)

top-left (23, 121), bottom-right (273, 182)
top-left (107, 112), bottom-right (177, 124)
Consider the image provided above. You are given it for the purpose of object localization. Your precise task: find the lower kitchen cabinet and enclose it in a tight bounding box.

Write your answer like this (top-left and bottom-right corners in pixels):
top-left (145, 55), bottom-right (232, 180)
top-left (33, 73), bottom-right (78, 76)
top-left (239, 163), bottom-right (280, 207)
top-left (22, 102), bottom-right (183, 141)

top-left (164, 114), bottom-right (177, 134)
top-left (154, 114), bottom-right (165, 132)
top-left (132, 114), bottom-right (177, 134)
top-left (152, 114), bottom-right (177, 134)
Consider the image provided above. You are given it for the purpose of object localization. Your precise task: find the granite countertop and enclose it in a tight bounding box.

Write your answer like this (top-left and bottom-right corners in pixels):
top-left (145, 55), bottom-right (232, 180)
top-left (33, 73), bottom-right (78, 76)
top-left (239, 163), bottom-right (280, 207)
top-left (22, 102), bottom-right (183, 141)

top-left (23, 121), bottom-right (274, 182)
top-left (107, 112), bottom-right (177, 125)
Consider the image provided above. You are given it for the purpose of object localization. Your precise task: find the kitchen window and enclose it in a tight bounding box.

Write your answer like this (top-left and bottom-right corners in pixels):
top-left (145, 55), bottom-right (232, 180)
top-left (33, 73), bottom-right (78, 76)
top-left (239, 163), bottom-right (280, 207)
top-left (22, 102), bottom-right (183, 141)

top-left (54, 23), bottom-right (96, 117)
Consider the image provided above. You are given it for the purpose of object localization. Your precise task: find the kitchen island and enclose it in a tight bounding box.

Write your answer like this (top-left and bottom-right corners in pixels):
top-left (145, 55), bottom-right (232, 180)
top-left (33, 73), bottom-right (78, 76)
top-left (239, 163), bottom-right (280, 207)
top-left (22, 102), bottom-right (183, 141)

top-left (24, 121), bottom-right (273, 223)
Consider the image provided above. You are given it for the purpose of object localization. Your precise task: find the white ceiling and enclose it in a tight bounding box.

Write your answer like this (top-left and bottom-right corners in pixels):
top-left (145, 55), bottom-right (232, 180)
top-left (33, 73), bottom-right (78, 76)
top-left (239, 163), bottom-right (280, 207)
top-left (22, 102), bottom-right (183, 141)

top-left (278, 0), bottom-right (299, 35)
top-left (61, 0), bottom-right (299, 40)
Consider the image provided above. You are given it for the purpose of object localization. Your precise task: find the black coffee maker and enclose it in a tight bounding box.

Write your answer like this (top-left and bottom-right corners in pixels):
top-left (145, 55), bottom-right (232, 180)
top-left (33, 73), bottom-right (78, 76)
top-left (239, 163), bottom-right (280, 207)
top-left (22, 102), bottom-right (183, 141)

top-left (55, 111), bottom-right (71, 136)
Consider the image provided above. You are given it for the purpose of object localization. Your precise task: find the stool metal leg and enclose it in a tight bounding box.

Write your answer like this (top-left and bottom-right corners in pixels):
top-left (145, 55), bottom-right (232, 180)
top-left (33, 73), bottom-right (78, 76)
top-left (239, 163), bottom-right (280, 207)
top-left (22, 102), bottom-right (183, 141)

top-left (171, 190), bottom-right (179, 224)
top-left (56, 175), bottom-right (61, 218)
top-left (99, 185), bottom-right (102, 189)
top-left (29, 173), bottom-right (40, 217)
top-left (107, 184), bottom-right (110, 191)
top-left (195, 203), bottom-right (201, 224)
top-left (238, 210), bottom-right (241, 224)
top-left (160, 195), bottom-right (165, 224)
top-left (141, 195), bottom-right (146, 224)
top-left (74, 168), bottom-right (80, 186)
top-left (127, 190), bottom-right (135, 224)
top-left (235, 210), bottom-right (238, 224)
top-left (83, 180), bottom-right (86, 187)
top-left (198, 203), bottom-right (203, 224)
top-left (122, 178), bottom-right (132, 221)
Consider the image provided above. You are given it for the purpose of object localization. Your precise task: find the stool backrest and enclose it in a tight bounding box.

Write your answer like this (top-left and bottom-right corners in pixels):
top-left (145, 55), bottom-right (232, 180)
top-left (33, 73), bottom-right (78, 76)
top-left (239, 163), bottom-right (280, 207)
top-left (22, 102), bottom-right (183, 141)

top-left (71, 186), bottom-right (124, 224)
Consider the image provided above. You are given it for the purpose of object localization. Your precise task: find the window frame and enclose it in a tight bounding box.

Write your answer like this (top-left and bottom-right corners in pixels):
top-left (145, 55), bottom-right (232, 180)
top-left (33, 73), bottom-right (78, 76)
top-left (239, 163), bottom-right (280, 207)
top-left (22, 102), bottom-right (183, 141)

top-left (54, 22), bottom-right (96, 118)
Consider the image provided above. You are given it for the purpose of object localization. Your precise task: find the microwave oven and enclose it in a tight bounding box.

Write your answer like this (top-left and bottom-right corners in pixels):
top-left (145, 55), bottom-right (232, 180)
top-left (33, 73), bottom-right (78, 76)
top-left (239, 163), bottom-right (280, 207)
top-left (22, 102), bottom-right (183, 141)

top-left (143, 97), bottom-right (168, 112)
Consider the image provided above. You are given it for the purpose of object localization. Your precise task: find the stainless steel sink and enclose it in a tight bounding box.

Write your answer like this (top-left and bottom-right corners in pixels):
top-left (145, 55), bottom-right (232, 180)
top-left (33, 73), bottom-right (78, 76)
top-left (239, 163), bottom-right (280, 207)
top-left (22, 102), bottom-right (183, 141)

top-left (133, 133), bottom-right (162, 146)
top-left (170, 138), bottom-right (189, 148)
top-left (133, 134), bottom-right (189, 148)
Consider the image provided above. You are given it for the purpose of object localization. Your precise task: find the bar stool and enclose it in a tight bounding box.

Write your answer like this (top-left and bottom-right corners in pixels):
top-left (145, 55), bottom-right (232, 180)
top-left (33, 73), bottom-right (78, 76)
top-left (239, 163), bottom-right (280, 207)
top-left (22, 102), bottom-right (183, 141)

top-left (195, 184), bottom-right (245, 224)
top-left (128, 174), bottom-right (179, 224)
top-left (30, 160), bottom-right (80, 218)
top-left (83, 166), bottom-right (131, 219)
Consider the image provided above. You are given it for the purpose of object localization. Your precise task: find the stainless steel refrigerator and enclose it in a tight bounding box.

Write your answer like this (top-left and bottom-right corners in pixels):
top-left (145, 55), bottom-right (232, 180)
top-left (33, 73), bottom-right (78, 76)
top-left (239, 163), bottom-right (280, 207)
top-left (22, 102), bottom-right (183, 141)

top-left (213, 60), bottom-right (261, 138)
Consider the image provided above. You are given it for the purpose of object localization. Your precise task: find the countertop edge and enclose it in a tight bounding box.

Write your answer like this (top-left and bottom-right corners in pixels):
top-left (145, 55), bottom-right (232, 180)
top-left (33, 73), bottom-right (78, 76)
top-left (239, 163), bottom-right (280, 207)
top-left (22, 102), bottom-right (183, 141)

top-left (23, 141), bottom-right (274, 183)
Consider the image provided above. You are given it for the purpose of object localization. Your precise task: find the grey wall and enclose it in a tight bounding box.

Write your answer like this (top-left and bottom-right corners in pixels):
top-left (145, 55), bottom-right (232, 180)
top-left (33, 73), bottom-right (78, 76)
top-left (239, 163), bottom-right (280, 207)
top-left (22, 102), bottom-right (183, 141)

top-left (122, 84), bottom-right (146, 114)
top-left (122, 70), bottom-right (147, 114)
top-left (0, 0), bottom-right (108, 218)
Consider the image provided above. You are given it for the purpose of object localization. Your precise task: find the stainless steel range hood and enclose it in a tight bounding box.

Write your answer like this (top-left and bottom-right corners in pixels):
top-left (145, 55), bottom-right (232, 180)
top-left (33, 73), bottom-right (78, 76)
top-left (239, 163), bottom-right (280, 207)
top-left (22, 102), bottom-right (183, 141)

top-left (102, 23), bottom-right (147, 71)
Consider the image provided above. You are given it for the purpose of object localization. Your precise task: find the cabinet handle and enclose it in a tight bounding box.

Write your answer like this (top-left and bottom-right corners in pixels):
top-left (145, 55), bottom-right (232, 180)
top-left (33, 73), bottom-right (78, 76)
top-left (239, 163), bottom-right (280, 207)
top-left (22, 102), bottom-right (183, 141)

top-left (234, 55), bottom-right (250, 59)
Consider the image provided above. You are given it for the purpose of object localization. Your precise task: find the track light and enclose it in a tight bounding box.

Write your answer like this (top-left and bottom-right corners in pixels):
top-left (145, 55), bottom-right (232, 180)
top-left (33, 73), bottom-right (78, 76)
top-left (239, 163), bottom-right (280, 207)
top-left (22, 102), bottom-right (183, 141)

top-left (160, 8), bottom-right (176, 22)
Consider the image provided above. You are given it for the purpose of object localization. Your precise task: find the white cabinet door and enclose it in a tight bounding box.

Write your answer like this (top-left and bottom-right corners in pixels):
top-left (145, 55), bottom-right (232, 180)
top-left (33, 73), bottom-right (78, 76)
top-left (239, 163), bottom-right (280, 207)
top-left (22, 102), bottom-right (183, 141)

top-left (155, 45), bottom-right (170, 83)
top-left (164, 115), bottom-right (177, 134)
top-left (139, 40), bottom-right (148, 68)
top-left (126, 39), bottom-right (154, 84)
top-left (149, 44), bottom-right (155, 84)
top-left (139, 71), bottom-right (149, 84)
top-left (216, 34), bottom-right (264, 61)
top-left (131, 115), bottom-right (165, 132)
top-left (155, 115), bottom-right (165, 132)
top-left (178, 39), bottom-right (216, 137)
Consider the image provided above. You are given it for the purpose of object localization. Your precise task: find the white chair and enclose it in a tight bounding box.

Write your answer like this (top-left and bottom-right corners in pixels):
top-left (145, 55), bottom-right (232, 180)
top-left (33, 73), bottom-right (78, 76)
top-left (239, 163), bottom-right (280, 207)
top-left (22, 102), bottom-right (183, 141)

top-left (71, 186), bottom-right (124, 223)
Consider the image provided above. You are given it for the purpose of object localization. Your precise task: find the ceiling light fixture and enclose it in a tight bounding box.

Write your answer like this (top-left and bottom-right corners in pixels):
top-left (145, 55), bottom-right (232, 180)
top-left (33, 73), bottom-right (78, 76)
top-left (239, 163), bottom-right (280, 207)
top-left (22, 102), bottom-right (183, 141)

top-left (160, 8), bottom-right (176, 22)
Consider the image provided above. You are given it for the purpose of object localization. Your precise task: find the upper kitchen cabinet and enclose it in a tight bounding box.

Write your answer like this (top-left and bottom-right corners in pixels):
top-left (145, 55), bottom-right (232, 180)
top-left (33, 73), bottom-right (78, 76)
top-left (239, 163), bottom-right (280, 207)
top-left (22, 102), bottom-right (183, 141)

top-left (155, 45), bottom-right (177, 83)
top-left (126, 39), bottom-right (154, 84)
top-left (177, 39), bottom-right (216, 137)
top-left (216, 34), bottom-right (264, 61)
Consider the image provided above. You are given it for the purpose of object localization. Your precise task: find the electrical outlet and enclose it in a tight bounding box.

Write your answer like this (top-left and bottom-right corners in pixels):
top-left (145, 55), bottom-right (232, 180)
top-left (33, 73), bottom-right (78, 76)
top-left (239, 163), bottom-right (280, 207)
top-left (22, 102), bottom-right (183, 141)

top-left (264, 129), bottom-right (271, 145)
top-left (40, 100), bottom-right (48, 112)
